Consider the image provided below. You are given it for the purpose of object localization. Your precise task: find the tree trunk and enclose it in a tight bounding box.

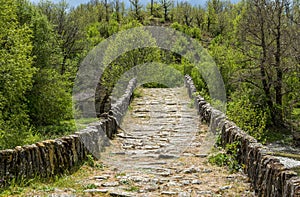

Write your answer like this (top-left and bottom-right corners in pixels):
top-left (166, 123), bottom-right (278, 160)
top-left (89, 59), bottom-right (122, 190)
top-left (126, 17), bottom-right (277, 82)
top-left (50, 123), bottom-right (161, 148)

top-left (104, 0), bottom-right (109, 22)
top-left (164, 6), bottom-right (168, 21)
top-left (150, 0), bottom-right (154, 16)
top-left (115, 0), bottom-right (120, 22)
top-left (274, 0), bottom-right (284, 125)
top-left (207, 16), bottom-right (211, 32)
top-left (61, 55), bottom-right (67, 75)
top-left (259, 11), bottom-right (275, 124)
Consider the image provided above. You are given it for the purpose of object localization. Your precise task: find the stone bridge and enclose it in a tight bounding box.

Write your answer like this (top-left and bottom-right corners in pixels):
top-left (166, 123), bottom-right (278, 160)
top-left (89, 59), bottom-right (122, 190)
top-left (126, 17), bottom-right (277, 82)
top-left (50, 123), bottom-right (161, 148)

top-left (0, 76), bottom-right (299, 196)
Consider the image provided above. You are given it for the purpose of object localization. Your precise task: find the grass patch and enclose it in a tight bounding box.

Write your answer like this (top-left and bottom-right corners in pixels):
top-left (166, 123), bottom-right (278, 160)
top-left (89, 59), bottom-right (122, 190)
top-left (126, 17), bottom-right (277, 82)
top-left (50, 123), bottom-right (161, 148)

top-left (188, 99), bottom-right (194, 108)
top-left (0, 119), bottom-right (79, 151)
top-left (0, 117), bottom-right (101, 151)
top-left (72, 118), bottom-right (99, 131)
top-left (208, 141), bottom-right (241, 173)
top-left (0, 162), bottom-right (104, 196)
top-left (84, 183), bottom-right (97, 190)
top-left (133, 88), bottom-right (143, 98)
top-left (75, 118), bottom-right (99, 125)
top-left (125, 185), bottom-right (139, 192)
top-left (115, 172), bottom-right (126, 178)
top-left (35, 120), bottom-right (76, 140)
top-left (35, 118), bottom-right (100, 142)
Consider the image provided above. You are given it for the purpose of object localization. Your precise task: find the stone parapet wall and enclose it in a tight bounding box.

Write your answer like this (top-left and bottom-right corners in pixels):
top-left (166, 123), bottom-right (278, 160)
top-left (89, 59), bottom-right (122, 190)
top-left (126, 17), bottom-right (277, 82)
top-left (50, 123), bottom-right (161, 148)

top-left (185, 75), bottom-right (300, 197)
top-left (0, 78), bottom-right (137, 187)
top-left (109, 78), bottom-right (137, 127)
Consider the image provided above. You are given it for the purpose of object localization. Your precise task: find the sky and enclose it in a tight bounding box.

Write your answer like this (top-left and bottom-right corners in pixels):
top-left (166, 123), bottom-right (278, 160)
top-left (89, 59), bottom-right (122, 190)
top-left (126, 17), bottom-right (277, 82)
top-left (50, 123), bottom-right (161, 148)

top-left (30, 0), bottom-right (240, 9)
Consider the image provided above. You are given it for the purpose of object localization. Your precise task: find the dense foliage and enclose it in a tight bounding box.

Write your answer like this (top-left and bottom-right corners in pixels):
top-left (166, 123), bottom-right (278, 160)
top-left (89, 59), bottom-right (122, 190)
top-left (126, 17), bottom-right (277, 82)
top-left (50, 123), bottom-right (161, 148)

top-left (0, 0), bottom-right (299, 149)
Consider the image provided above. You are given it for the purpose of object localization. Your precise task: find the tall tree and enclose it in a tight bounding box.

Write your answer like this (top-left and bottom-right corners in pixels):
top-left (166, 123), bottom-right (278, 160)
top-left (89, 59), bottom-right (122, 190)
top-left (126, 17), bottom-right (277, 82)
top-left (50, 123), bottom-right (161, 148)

top-left (16, 0), bottom-right (73, 127)
top-left (160, 0), bottom-right (173, 22)
top-left (147, 1), bottom-right (163, 18)
top-left (129, 0), bottom-right (143, 21)
top-left (38, 0), bottom-right (83, 75)
top-left (194, 6), bottom-right (206, 30)
top-left (102, 0), bottom-right (111, 22)
top-left (150, 0), bottom-right (154, 16)
top-left (0, 0), bottom-right (37, 148)
top-left (113, 0), bottom-right (121, 22)
top-left (177, 2), bottom-right (194, 26)
top-left (236, 0), bottom-right (298, 127)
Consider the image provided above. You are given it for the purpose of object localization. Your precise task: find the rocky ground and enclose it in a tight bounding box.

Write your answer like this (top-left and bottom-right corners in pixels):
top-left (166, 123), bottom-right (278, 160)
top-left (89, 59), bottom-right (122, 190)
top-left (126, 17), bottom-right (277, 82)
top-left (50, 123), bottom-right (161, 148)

top-left (25, 87), bottom-right (255, 197)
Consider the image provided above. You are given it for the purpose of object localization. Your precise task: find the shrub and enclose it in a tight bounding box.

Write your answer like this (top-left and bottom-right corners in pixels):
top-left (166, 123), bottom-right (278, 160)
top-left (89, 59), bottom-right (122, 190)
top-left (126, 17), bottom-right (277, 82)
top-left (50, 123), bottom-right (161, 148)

top-left (28, 69), bottom-right (73, 127)
top-left (208, 141), bottom-right (241, 172)
top-left (227, 90), bottom-right (269, 143)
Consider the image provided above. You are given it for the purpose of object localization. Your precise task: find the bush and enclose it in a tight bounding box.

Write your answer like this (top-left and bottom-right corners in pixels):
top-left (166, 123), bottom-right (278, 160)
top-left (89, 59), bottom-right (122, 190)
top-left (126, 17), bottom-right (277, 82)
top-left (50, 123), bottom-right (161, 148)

top-left (0, 125), bottom-right (40, 150)
top-left (35, 121), bottom-right (75, 140)
top-left (208, 141), bottom-right (241, 172)
top-left (227, 90), bottom-right (269, 143)
top-left (28, 69), bottom-right (73, 127)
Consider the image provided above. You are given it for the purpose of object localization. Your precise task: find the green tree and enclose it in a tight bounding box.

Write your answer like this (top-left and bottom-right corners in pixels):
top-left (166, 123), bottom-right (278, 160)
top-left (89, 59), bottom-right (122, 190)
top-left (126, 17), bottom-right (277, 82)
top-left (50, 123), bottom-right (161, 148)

top-left (102, 0), bottom-right (111, 22)
top-left (129, 0), bottom-right (144, 21)
top-left (0, 0), bottom-right (37, 149)
top-left (146, 2), bottom-right (163, 18)
top-left (159, 0), bottom-right (173, 22)
top-left (28, 69), bottom-right (73, 126)
top-left (193, 6), bottom-right (206, 30)
top-left (173, 2), bottom-right (194, 26)
top-left (112, 0), bottom-right (123, 22)
top-left (38, 0), bottom-right (83, 76)
top-left (17, 0), bottom-right (73, 128)
top-left (236, 0), bottom-right (298, 127)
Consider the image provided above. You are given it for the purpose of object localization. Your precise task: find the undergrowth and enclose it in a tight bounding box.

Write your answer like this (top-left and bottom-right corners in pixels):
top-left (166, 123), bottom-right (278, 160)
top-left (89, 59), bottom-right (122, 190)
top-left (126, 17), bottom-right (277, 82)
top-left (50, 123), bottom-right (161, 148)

top-left (0, 156), bottom-right (104, 196)
top-left (208, 140), bottom-right (241, 173)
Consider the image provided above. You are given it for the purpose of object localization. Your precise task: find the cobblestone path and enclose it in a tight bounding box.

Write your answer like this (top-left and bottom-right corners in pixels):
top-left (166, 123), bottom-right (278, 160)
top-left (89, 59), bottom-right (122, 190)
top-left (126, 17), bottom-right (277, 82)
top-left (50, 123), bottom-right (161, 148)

top-left (83, 87), bottom-right (255, 196)
top-left (25, 87), bottom-right (255, 197)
